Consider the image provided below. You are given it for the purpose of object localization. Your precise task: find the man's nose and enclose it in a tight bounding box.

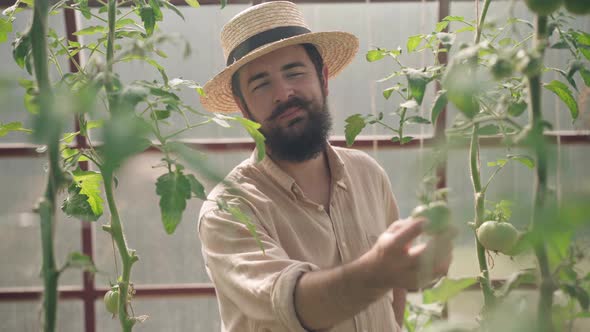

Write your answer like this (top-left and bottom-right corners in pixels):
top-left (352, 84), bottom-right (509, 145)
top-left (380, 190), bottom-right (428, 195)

top-left (273, 79), bottom-right (295, 105)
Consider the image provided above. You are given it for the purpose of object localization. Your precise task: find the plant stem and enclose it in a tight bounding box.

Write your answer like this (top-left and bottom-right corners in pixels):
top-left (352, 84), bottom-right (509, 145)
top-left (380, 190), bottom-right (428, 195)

top-left (527, 15), bottom-right (554, 332)
top-left (102, 1), bottom-right (137, 331)
top-left (102, 169), bottom-right (137, 332)
top-left (105, 0), bottom-right (117, 111)
top-left (31, 0), bottom-right (61, 331)
top-left (475, 0), bottom-right (492, 44)
top-left (163, 119), bottom-right (212, 140)
top-left (470, 0), bottom-right (496, 311)
top-left (470, 124), bottom-right (496, 310)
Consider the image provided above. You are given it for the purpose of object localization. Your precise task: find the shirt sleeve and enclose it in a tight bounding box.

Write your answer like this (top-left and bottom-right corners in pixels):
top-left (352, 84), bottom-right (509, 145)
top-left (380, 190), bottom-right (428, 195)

top-left (199, 201), bottom-right (319, 331)
top-left (377, 163), bottom-right (400, 226)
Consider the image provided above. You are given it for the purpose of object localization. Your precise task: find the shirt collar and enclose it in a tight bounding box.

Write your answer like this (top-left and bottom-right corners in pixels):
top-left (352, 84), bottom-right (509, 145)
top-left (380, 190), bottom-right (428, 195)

top-left (250, 142), bottom-right (347, 196)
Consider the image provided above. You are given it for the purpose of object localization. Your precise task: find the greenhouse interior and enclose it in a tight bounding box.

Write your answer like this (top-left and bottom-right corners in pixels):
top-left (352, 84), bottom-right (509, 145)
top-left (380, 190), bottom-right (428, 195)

top-left (1, 0), bottom-right (589, 331)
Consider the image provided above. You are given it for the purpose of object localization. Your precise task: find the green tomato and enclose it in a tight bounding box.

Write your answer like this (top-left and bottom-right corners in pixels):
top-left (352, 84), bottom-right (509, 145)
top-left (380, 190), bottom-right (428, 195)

top-left (104, 289), bottom-right (119, 315)
top-left (411, 201), bottom-right (451, 234)
top-left (524, 0), bottom-right (564, 16)
top-left (564, 0), bottom-right (590, 15)
top-left (476, 220), bottom-right (519, 254)
top-left (490, 56), bottom-right (514, 80)
top-left (443, 64), bottom-right (480, 119)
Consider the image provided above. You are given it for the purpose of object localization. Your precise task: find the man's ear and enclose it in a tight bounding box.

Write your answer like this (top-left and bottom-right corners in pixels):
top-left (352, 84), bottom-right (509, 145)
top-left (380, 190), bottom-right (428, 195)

top-left (321, 65), bottom-right (329, 97)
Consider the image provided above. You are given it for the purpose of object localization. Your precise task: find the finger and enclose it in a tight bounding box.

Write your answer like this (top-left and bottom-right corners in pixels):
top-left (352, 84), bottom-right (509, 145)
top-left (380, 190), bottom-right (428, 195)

top-left (387, 218), bottom-right (425, 250)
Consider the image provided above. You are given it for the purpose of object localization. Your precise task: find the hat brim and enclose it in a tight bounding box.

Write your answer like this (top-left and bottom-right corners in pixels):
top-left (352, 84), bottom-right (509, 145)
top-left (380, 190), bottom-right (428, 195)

top-left (200, 31), bottom-right (359, 114)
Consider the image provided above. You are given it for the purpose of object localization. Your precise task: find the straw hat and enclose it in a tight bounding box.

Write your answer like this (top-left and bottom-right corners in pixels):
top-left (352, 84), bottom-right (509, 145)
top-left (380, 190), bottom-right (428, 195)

top-left (200, 1), bottom-right (359, 113)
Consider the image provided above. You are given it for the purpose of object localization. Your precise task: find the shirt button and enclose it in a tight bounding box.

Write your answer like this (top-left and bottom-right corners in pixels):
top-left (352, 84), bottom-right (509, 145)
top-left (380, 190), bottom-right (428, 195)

top-left (317, 205), bottom-right (324, 212)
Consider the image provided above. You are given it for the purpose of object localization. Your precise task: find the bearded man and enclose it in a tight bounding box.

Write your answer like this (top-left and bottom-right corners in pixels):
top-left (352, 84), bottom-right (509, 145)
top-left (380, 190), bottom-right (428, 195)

top-left (198, 2), bottom-right (455, 331)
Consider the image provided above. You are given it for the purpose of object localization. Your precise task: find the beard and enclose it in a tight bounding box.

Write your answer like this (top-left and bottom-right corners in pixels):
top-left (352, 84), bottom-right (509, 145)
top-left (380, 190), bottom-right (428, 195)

top-left (257, 96), bottom-right (332, 162)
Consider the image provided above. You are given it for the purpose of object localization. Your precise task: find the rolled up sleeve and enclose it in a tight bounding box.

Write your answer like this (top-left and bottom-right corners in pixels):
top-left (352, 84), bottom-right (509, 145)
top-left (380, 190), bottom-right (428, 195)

top-left (199, 204), bottom-right (319, 331)
top-left (272, 262), bottom-right (318, 331)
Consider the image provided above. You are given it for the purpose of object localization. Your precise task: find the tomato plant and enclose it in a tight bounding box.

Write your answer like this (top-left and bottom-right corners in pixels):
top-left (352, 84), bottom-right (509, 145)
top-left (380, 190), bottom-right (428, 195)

top-left (345, 0), bottom-right (590, 331)
top-left (0, 0), bottom-right (262, 331)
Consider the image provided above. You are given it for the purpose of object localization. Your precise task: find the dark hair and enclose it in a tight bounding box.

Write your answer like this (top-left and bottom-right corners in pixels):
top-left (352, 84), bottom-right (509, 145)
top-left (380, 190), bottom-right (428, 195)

top-left (230, 43), bottom-right (325, 103)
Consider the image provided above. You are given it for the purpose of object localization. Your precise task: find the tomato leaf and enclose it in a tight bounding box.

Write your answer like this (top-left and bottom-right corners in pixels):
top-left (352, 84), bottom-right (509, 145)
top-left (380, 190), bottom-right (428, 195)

top-left (508, 100), bottom-right (527, 117)
top-left (0, 17), bottom-right (13, 44)
top-left (13, 29), bottom-right (31, 70)
top-left (140, 7), bottom-right (156, 36)
top-left (211, 114), bottom-right (231, 128)
top-left (477, 124), bottom-right (500, 136)
top-left (407, 35), bottom-right (423, 53)
top-left (575, 31), bottom-right (590, 47)
top-left (400, 136), bottom-right (414, 144)
top-left (496, 269), bottom-right (537, 298)
top-left (0, 121), bottom-right (32, 137)
top-left (149, 0), bottom-right (163, 21)
top-left (455, 26), bottom-right (476, 33)
top-left (62, 178), bottom-right (103, 222)
top-left (73, 25), bottom-right (105, 36)
top-left (185, 0), bottom-right (200, 8)
top-left (216, 198), bottom-right (264, 253)
top-left (161, 0), bottom-right (185, 20)
top-left (344, 114), bottom-right (366, 146)
top-left (442, 15), bottom-right (467, 23)
top-left (563, 285), bottom-right (590, 311)
top-left (63, 252), bottom-right (97, 273)
top-left (405, 116), bottom-right (431, 124)
top-left (186, 173), bottom-right (207, 200)
top-left (508, 154), bottom-right (535, 169)
top-left (231, 117), bottom-right (266, 162)
top-left (405, 68), bottom-right (431, 105)
top-left (544, 80), bottom-right (578, 120)
top-left (62, 184), bottom-right (96, 220)
top-left (150, 109), bottom-right (171, 120)
top-left (487, 158), bottom-right (507, 167)
top-left (430, 90), bottom-right (447, 126)
top-left (73, 170), bottom-right (104, 217)
top-left (156, 170), bottom-right (192, 234)
top-left (366, 49), bottom-right (385, 62)
top-left (423, 277), bottom-right (478, 304)
top-left (382, 84), bottom-right (403, 100)
top-left (435, 21), bottom-right (449, 33)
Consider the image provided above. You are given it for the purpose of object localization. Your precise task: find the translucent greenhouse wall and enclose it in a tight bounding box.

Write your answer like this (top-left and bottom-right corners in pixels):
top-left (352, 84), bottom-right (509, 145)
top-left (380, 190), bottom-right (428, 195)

top-left (1, 1), bottom-right (589, 330)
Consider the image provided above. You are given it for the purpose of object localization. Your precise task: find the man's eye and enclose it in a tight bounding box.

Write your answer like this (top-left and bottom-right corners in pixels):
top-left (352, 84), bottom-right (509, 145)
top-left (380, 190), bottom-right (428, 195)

top-left (253, 82), bottom-right (269, 91)
top-left (287, 72), bottom-right (303, 78)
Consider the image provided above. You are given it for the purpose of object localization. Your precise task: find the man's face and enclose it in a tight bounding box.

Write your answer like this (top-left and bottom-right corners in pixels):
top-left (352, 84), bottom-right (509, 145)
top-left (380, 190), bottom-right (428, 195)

top-left (236, 44), bottom-right (332, 162)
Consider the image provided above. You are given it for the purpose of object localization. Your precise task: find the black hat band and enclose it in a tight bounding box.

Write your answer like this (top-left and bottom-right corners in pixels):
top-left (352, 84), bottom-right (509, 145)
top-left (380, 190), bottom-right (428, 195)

top-left (226, 26), bottom-right (311, 66)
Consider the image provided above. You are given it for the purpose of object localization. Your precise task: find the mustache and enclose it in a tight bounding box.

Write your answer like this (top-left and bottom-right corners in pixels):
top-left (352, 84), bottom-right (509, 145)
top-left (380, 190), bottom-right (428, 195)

top-left (267, 97), bottom-right (312, 121)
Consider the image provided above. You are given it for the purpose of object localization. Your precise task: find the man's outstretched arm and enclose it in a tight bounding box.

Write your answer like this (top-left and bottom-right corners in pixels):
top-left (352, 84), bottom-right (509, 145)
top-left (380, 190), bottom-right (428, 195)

top-left (294, 217), bottom-right (454, 330)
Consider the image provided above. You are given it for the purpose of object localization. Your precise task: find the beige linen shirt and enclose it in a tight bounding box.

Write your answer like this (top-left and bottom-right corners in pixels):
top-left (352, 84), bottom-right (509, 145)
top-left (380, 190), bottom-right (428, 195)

top-left (198, 144), bottom-right (401, 332)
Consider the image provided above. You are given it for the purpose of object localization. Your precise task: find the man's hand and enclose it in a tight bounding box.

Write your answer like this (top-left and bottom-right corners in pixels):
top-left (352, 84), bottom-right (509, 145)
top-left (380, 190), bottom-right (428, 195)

top-left (366, 217), bottom-right (455, 290)
top-left (294, 217), bottom-right (455, 330)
